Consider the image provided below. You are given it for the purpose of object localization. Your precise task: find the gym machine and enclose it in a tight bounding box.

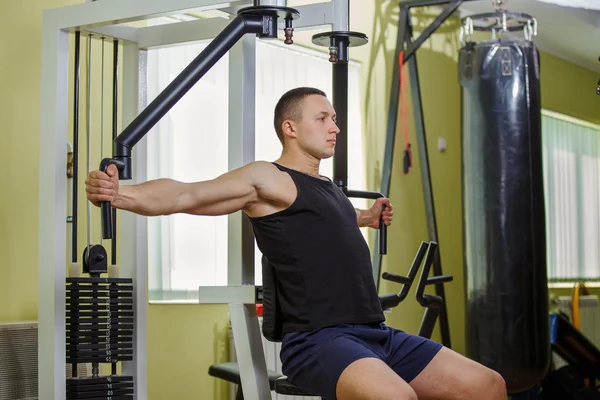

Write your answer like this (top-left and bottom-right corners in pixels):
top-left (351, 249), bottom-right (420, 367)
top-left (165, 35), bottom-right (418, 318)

top-left (38, 0), bottom-right (385, 399)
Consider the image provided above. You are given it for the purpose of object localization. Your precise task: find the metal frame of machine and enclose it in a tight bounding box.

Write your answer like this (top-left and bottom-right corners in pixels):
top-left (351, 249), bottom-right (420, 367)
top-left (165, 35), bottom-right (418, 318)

top-left (38, 0), bottom-right (373, 399)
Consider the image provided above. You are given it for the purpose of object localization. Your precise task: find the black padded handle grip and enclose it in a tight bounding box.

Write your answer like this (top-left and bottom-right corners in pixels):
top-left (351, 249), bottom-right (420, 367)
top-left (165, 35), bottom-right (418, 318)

top-left (381, 272), bottom-right (411, 285)
top-left (379, 204), bottom-right (387, 255)
top-left (344, 189), bottom-right (388, 255)
top-left (99, 158), bottom-right (125, 240)
top-left (101, 200), bottom-right (112, 240)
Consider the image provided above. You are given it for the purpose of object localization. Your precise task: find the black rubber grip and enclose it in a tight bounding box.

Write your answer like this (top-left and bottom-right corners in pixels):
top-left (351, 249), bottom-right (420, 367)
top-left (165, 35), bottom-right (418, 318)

top-left (379, 204), bottom-right (387, 255)
top-left (381, 272), bottom-right (410, 285)
top-left (99, 158), bottom-right (124, 240)
top-left (101, 201), bottom-right (112, 240)
top-left (427, 275), bottom-right (453, 285)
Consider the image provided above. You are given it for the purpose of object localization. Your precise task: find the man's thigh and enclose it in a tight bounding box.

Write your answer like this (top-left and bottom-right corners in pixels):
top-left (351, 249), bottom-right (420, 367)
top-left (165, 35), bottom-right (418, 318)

top-left (407, 346), bottom-right (507, 400)
top-left (280, 324), bottom-right (390, 400)
top-left (385, 326), bottom-right (444, 383)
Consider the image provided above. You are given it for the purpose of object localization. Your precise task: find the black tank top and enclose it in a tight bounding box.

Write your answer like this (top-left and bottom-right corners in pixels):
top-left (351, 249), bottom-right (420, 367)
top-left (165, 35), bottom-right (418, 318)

top-left (248, 163), bottom-right (385, 333)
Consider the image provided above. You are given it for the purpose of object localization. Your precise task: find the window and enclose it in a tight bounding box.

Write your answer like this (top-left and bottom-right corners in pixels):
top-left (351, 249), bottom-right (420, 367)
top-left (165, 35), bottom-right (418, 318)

top-left (145, 38), bottom-right (367, 302)
top-left (542, 110), bottom-right (600, 282)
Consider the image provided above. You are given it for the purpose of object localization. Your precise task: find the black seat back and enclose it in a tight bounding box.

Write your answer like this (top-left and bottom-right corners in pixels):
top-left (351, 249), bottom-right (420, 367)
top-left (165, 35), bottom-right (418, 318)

top-left (261, 255), bottom-right (284, 342)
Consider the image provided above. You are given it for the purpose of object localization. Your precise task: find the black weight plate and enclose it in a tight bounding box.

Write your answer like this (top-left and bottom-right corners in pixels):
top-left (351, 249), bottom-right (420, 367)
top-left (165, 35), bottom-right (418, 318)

top-left (68, 302), bottom-right (133, 308)
top-left (68, 342), bottom-right (132, 351)
top-left (67, 334), bottom-right (133, 343)
top-left (67, 298), bottom-right (133, 305)
top-left (67, 282), bottom-right (133, 288)
top-left (67, 277), bottom-right (133, 284)
top-left (67, 397), bottom-right (133, 400)
top-left (66, 321), bottom-right (133, 327)
top-left (67, 330), bottom-right (133, 338)
top-left (66, 355), bottom-right (134, 363)
top-left (67, 347), bottom-right (133, 355)
top-left (66, 288), bottom-right (133, 295)
top-left (67, 280), bottom-right (133, 285)
top-left (66, 296), bottom-right (132, 302)
top-left (67, 323), bottom-right (133, 336)
top-left (65, 349), bottom-right (133, 362)
top-left (65, 334), bottom-right (133, 341)
top-left (66, 302), bottom-right (132, 308)
top-left (67, 388), bottom-right (134, 398)
top-left (66, 289), bottom-right (133, 294)
top-left (67, 311), bottom-right (133, 317)
top-left (66, 317), bottom-right (134, 324)
top-left (65, 305), bottom-right (135, 317)
top-left (66, 295), bottom-right (133, 301)
top-left (67, 310), bottom-right (134, 317)
top-left (67, 376), bottom-right (133, 385)
top-left (66, 342), bottom-right (132, 349)
top-left (66, 382), bottom-right (132, 392)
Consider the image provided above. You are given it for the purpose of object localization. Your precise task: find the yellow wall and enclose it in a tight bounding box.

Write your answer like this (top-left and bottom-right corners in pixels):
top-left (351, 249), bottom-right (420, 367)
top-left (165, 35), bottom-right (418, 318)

top-left (1, 0), bottom-right (599, 399)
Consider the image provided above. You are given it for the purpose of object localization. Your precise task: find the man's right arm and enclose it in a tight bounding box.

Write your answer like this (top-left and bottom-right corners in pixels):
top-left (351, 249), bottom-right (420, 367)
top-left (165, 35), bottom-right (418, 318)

top-left (85, 162), bottom-right (270, 217)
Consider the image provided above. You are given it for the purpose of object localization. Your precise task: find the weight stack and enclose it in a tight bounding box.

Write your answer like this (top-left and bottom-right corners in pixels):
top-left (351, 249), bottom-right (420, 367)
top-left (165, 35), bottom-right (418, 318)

top-left (459, 38), bottom-right (550, 393)
top-left (66, 276), bottom-right (135, 399)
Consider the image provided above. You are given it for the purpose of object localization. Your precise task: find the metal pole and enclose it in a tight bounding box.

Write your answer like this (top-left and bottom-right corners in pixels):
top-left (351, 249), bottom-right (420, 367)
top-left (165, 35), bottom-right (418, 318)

top-left (333, 61), bottom-right (349, 189)
top-left (373, 6), bottom-right (409, 285)
top-left (331, 0), bottom-right (350, 189)
top-left (111, 39), bottom-right (119, 266)
top-left (332, 0), bottom-right (349, 31)
top-left (71, 30), bottom-right (81, 265)
top-left (406, 9), bottom-right (451, 348)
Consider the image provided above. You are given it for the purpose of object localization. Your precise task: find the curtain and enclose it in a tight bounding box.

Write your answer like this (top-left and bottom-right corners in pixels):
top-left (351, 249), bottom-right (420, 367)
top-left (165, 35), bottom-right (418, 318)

top-left (542, 110), bottom-right (600, 281)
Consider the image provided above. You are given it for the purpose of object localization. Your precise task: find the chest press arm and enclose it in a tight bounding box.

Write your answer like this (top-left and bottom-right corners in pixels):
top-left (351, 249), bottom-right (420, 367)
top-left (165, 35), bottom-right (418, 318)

top-left (97, 5), bottom-right (301, 240)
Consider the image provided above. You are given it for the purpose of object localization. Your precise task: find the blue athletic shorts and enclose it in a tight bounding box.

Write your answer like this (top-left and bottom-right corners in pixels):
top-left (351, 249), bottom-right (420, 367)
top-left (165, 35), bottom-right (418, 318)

top-left (280, 322), bottom-right (443, 400)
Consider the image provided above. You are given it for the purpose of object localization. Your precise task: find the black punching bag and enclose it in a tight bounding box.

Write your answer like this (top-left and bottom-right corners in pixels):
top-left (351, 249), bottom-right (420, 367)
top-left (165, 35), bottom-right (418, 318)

top-left (459, 37), bottom-right (550, 393)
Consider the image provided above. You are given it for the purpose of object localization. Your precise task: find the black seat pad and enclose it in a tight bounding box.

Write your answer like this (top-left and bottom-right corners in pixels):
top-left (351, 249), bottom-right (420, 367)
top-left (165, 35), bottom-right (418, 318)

top-left (275, 376), bottom-right (317, 396)
top-left (208, 362), bottom-right (281, 389)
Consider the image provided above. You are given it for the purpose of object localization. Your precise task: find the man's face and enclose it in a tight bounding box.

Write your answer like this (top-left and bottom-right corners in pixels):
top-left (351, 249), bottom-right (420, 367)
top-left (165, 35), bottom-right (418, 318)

top-left (293, 95), bottom-right (340, 159)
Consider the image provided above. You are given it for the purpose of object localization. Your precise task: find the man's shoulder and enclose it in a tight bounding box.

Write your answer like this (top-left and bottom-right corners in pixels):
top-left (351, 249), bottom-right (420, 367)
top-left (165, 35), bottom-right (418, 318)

top-left (239, 161), bottom-right (285, 186)
top-left (242, 160), bottom-right (279, 177)
top-left (241, 161), bottom-right (296, 212)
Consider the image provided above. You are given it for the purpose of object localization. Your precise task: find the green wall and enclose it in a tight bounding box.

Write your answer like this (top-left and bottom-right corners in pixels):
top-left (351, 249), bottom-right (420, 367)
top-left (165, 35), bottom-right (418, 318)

top-left (1, 0), bottom-right (599, 399)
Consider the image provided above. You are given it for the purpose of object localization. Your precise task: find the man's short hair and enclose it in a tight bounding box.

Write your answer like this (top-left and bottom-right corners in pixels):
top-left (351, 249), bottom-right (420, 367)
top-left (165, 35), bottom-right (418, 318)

top-left (273, 87), bottom-right (327, 144)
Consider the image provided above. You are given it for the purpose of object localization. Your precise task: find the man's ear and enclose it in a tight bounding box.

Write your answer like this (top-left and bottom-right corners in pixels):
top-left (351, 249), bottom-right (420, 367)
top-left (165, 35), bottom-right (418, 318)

top-left (282, 120), bottom-right (297, 140)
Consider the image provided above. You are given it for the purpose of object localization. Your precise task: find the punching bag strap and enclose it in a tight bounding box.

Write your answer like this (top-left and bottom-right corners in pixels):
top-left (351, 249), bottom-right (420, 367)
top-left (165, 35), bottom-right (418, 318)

top-left (399, 50), bottom-right (411, 175)
top-left (572, 283), bottom-right (590, 331)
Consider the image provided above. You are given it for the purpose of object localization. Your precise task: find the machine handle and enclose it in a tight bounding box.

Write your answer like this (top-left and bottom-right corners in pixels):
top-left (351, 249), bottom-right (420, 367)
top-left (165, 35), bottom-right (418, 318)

top-left (381, 272), bottom-right (411, 285)
top-left (426, 275), bottom-right (453, 285)
top-left (99, 158), bottom-right (126, 240)
top-left (379, 204), bottom-right (387, 255)
top-left (345, 189), bottom-right (388, 255)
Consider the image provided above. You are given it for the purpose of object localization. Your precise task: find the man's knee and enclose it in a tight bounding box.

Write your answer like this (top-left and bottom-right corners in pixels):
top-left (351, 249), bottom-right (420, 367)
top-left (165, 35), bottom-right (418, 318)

top-left (471, 367), bottom-right (507, 399)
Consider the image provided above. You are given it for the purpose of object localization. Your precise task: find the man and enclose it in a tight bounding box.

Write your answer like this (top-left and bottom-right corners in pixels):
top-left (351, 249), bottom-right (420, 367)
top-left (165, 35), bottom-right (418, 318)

top-left (86, 87), bottom-right (506, 400)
